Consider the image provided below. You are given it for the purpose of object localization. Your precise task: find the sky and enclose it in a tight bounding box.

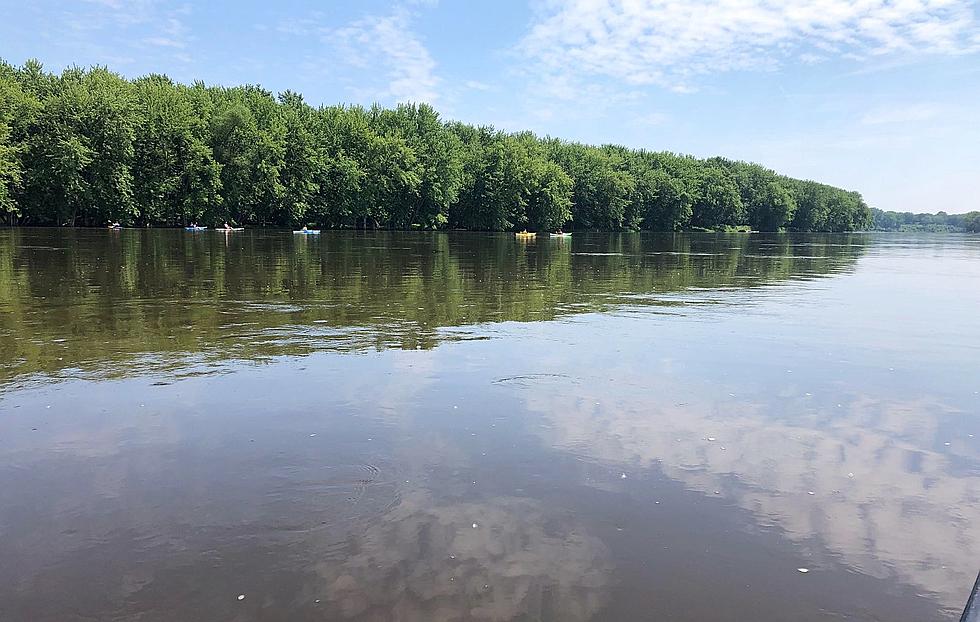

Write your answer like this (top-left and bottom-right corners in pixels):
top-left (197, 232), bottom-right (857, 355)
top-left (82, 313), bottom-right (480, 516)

top-left (2, 0), bottom-right (979, 214)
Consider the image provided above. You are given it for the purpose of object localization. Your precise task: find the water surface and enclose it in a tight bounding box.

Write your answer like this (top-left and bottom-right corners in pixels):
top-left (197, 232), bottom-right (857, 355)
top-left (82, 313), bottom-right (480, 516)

top-left (1, 229), bottom-right (978, 621)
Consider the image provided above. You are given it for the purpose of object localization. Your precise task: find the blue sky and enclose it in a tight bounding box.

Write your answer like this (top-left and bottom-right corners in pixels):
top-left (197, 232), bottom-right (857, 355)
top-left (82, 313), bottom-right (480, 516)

top-left (2, 0), bottom-right (979, 213)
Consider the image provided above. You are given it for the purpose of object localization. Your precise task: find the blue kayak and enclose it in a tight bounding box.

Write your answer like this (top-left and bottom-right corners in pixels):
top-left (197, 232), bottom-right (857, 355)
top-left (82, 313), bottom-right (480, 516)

top-left (293, 230), bottom-right (321, 234)
top-left (185, 226), bottom-right (207, 231)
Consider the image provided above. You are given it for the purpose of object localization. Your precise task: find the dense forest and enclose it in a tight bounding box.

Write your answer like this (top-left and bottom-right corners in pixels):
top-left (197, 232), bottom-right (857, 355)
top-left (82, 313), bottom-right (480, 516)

top-left (0, 59), bottom-right (877, 232)
top-left (871, 208), bottom-right (980, 232)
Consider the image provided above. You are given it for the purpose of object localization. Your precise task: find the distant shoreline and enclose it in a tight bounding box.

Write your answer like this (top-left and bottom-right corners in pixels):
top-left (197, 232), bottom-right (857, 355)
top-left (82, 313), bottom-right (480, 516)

top-left (1, 225), bottom-right (976, 234)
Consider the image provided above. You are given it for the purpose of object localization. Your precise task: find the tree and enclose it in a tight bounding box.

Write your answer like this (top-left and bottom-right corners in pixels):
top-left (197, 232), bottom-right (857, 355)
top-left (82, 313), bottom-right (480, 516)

top-left (690, 168), bottom-right (744, 230)
top-left (633, 169), bottom-right (691, 231)
top-left (0, 58), bottom-right (884, 233)
top-left (747, 181), bottom-right (795, 232)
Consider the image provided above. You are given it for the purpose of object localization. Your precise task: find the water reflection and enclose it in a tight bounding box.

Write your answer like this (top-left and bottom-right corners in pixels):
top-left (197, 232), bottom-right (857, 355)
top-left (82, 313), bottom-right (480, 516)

top-left (0, 229), bottom-right (866, 386)
top-left (313, 491), bottom-right (610, 621)
top-left (525, 387), bottom-right (976, 607)
top-left (1, 230), bottom-right (977, 621)
top-left (507, 303), bottom-right (980, 613)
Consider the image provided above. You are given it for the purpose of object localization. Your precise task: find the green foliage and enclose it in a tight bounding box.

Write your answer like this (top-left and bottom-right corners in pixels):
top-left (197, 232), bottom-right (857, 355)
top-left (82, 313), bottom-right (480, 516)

top-left (0, 96), bottom-right (23, 220)
top-left (690, 168), bottom-right (744, 230)
top-left (964, 212), bottom-right (980, 233)
top-left (0, 59), bottom-right (878, 232)
top-left (872, 208), bottom-right (979, 232)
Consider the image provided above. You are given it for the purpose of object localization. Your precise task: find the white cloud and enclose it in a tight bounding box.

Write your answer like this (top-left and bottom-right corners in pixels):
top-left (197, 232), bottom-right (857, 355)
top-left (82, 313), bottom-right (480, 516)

top-left (634, 111), bottom-right (669, 126)
top-left (332, 7), bottom-right (440, 104)
top-left (51, 0), bottom-right (193, 64)
top-left (518, 0), bottom-right (980, 92)
top-left (143, 36), bottom-right (184, 49)
top-left (799, 52), bottom-right (826, 65)
top-left (861, 103), bottom-right (940, 125)
top-left (464, 80), bottom-right (492, 91)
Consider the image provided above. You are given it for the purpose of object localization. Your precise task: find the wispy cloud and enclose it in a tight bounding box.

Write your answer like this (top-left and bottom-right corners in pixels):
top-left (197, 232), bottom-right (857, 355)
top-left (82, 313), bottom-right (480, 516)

top-left (41, 0), bottom-right (194, 68)
top-left (518, 0), bottom-right (980, 93)
top-left (861, 103), bottom-right (940, 126)
top-left (332, 6), bottom-right (440, 104)
top-left (634, 112), bottom-right (669, 127)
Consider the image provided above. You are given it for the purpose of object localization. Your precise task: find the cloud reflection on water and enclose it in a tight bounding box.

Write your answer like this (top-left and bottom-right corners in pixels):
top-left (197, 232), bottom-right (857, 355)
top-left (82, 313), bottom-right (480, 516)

top-left (520, 376), bottom-right (978, 609)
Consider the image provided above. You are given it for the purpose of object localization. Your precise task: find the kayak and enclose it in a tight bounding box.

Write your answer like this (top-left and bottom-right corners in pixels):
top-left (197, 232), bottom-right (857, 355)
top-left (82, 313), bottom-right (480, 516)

top-left (550, 232), bottom-right (571, 237)
top-left (218, 227), bottom-right (244, 232)
top-left (185, 226), bottom-right (207, 231)
top-left (515, 232), bottom-right (536, 237)
top-left (293, 230), bottom-right (321, 234)
top-left (963, 571), bottom-right (980, 622)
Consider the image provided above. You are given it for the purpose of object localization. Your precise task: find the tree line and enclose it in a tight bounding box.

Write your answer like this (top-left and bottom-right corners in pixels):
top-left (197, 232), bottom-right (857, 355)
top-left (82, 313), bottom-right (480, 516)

top-left (0, 59), bottom-right (875, 232)
top-left (872, 208), bottom-right (980, 233)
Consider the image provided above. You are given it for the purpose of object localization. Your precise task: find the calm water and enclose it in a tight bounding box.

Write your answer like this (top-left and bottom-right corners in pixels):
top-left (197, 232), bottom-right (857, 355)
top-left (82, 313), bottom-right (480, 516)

top-left (1, 228), bottom-right (978, 621)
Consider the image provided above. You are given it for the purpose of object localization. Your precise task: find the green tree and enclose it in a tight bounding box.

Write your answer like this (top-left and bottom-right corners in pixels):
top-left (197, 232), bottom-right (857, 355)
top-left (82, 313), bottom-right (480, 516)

top-left (633, 169), bottom-right (691, 231)
top-left (690, 168), bottom-right (744, 230)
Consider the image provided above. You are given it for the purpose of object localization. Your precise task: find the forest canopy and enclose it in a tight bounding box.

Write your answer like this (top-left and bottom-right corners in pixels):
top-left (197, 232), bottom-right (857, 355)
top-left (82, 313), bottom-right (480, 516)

top-left (0, 59), bottom-right (879, 232)
top-left (871, 208), bottom-right (980, 233)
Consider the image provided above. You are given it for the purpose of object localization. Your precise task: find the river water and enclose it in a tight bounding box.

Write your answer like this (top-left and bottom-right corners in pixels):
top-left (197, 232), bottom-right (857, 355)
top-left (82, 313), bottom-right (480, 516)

top-left (1, 228), bottom-right (978, 621)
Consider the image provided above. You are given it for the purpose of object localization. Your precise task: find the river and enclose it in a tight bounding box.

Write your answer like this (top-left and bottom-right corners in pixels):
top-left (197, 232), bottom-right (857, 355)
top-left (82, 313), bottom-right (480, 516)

top-left (1, 228), bottom-right (978, 621)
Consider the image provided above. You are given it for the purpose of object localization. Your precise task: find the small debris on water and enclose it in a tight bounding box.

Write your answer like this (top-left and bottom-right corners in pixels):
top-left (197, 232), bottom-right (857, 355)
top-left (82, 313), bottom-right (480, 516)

top-left (797, 568), bottom-right (809, 574)
top-left (315, 599), bottom-right (320, 604)
top-left (620, 472), bottom-right (627, 479)
top-left (944, 442), bottom-right (951, 446)
top-left (720, 446), bottom-right (727, 450)
top-left (309, 433), bottom-right (317, 437)
top-left (472, 523), bottom-right (478, 529)
top-left (707, 437), bottom-right (716, 442)
top-left (807, 491), bottom-right (815, 495)
top-left (714, 490), bottom-right (720, 494)
top-left (847, 472), bottom-right (854, 478)
top-left (238, 594), bottom-right (245, 601)
top-left (453, 405), bottom-right (458, 409)
top-left (46, 405), bottom-right (51, 409)
top-left (450, 554), bottom-right (455, 559)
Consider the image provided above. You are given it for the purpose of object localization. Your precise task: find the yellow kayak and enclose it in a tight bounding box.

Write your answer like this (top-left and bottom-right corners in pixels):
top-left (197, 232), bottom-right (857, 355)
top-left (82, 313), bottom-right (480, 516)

top-left (515, 231), bottom-right (536, 237)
